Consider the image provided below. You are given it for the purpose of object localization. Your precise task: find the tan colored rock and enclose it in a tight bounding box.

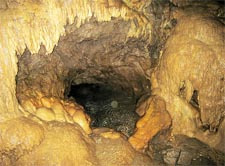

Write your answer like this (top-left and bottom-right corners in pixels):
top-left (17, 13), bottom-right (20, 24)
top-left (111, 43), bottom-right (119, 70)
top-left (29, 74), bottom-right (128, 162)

top-left (129, 96), bottom-right (171, 150)
top-left (21, 95), bottom-right (92, 134)
top-left (135, 93), bottom-right (151, 116)
top-left (15, 122), bottom-right (98, 166)
top-left (36, 107), bottom-right (56, 122)
top-left (0, 117), bottom-right (44, 165)
top-left (20, 99), bottom-right (37, 114)
top-left (51, 101), bottom-right (67, 122)
top-left (73, 110), bottom-right (92, 134)
top-left (91, 128), bottom-right (156, 166)
top-left (100, 130), bottom-right (122, 139)
top-left (151, 7), bottom-right (225, 150)
top-left (40, 97), bottom-right (52, 108)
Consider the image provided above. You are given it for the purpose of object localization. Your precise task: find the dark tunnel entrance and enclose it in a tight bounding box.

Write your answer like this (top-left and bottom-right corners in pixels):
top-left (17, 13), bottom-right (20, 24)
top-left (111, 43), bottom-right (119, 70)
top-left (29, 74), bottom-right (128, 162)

top-left (67, 83), bottom-right (139, 137)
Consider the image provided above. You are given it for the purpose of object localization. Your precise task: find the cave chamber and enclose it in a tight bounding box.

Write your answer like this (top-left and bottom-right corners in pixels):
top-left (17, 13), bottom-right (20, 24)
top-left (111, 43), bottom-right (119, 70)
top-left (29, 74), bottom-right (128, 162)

top-left (0, 0), bottom-right (224, 165)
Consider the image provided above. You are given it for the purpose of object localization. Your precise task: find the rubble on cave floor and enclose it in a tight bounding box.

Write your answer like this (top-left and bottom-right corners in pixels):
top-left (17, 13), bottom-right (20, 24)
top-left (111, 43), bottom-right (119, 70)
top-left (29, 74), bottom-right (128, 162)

top-left (148, 134), bottom-right (225, 166)
top-left (68, 83), bottom-right (139, 137)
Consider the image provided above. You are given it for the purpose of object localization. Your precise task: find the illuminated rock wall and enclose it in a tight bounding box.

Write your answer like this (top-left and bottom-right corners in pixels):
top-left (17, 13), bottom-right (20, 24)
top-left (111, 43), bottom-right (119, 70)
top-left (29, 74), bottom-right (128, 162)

top-left (0, 0), bottom-right (152, 121)
top-left (0, 1), bottom-right (156, 165)
top-left (151, 4), bottom-right (225, 150)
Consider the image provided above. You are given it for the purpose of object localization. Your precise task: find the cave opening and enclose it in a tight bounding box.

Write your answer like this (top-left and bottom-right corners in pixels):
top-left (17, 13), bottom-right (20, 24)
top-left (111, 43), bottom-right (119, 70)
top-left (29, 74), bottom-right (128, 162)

top-left (66, 83), bottom-right (139, 137)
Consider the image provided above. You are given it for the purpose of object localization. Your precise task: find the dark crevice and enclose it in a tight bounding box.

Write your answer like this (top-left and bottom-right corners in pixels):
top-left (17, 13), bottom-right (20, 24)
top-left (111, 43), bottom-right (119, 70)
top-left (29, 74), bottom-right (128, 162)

top-left (67, 83), bottom-right (139, 137)
top-left (189, 90), bottom-right (199, 109)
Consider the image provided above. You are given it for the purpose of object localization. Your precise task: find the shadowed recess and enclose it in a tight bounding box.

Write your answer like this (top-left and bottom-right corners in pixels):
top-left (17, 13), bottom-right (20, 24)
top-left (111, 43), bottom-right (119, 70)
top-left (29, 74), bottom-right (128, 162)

top-left (67, 83), bottom-right (139, 137)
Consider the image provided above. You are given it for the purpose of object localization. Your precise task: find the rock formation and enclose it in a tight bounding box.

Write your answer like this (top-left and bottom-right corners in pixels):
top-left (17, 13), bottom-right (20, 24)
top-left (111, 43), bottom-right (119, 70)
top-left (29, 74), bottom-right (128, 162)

top-left (0, 0), bottom-right (224, 165)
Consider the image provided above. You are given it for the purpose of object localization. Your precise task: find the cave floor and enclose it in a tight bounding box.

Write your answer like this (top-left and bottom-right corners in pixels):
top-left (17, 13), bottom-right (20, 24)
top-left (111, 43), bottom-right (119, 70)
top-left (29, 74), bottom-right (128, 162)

top-left (68, 84), bottom-right (139, 137)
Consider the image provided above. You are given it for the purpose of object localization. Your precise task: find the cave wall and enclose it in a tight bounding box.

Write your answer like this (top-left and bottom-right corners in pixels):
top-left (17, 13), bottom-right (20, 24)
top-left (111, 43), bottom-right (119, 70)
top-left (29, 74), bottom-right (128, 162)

top-left (0, 1), bottom-right (159, 165)
top-left (0, 0), bottom-right (153, 121)
top-left (16, 18), bottom-right (153, 102)
top-left (150, 2), bottom-right (225, 150)
top-left (153, 13), bottom-right (225, 131)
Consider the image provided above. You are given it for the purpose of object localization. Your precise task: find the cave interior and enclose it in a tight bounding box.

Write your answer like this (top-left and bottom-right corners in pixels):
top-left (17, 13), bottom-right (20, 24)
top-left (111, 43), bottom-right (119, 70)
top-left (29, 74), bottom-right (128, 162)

top-left (0, 0), bottom-right (224, 165)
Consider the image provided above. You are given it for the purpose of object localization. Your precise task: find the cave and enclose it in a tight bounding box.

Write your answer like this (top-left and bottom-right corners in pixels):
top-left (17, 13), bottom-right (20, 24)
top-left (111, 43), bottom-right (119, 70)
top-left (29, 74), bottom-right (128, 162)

top-left (0, 0), bottom-right (225, 166)
top-left (66, 83), bottom-right (139, 136)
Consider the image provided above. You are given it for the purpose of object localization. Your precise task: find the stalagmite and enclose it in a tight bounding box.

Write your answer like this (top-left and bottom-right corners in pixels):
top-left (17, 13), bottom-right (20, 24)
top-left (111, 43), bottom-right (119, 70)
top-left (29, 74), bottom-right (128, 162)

top-left (129, 96), bottom-right (171, 150)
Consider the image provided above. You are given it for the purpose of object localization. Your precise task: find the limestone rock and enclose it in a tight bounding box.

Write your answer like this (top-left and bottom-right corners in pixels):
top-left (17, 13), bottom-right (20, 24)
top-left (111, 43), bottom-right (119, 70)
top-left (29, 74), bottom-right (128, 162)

top-left (20, 94), bottom-right (92, 134)
top-left (0, 117), bottom-right (44, 165)
top-left (151, 3), bottom-right (225, 150)
top-left (0, 0), bottom-right (224, 165)
top-left (129, 96), bottom-right (172, 150)
top-left (16, 122), bottom-right (98, 166)
top-left (91, 128), bottom-right (160, 166)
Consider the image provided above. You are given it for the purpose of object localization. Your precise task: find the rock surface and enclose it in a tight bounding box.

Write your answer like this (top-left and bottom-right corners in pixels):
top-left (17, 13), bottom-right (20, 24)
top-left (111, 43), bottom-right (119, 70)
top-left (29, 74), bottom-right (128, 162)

top-left (15, 122), bottom-right (98, 166)
top-left (148, 134), bottom-right (225, 166)
top-left (151, 1), bottom-right (225, 151)
top-left (91, 128), bottom-right (158, 166)
top-left (129, 96), bottom-right (172, 150)
top-left (0, 0), bottom-right (224, 165)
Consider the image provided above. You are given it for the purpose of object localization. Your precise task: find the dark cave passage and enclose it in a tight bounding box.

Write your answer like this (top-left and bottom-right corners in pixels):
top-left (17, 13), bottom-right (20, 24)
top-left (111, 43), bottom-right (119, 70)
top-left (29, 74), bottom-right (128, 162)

top-left (67, 83), bottom-right (139, 137)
